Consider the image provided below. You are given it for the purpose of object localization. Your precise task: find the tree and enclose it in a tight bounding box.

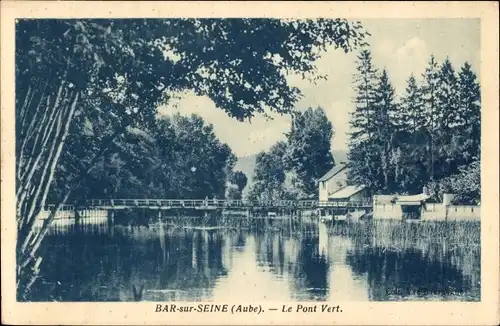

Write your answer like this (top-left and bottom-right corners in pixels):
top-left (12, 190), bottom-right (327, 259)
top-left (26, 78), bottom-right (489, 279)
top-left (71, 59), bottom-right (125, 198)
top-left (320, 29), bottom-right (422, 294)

top-left (390, 75), bottom-right (428, 193)
top-left (16, 18), bottom-right (369, 297)
top-left (372, 69), bottom-right (398, 193)
top-left (431, 58), bottom-right (463, 180)
top-left (284, 107), bottom-right (335, 198)
top-left (348, 57), bottom-right (400, 194)
top-left (420, 55), bottom-right (441, 181)
top-left (229, 171), bottom-right (248, 193)
top-left (225, 183), bottom-right (242, 200)
top-left (347, 49), bottom-right (381, 192)
top-left (426, 159), bottom-right (480, 204)
top-left (247, 141), bottom-right (288, 201)
top-left (398, 74), bottom-right (425, 132)
top-left (227, 170), bottom-right (248, 199)
top-left (436, 58), bottom-right (460, 129)
top-left (349, 49), bottom-right (379, 141)
top-left (51, 113), bottom-right (237, 201)
top-left (425, 61), bottom-right (481, 204)
top-left (457, 62), bottom-right (481, 161)
top-left (347, 49), bottom-right (380, 193)
top-left (165, 114), bottom-right (237, 198)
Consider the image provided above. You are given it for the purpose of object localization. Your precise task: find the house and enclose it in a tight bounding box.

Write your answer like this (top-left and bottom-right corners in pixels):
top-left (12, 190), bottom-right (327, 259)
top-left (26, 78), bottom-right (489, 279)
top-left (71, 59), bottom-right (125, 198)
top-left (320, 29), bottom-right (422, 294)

top-left (317, 163), bottom-right (349, 202)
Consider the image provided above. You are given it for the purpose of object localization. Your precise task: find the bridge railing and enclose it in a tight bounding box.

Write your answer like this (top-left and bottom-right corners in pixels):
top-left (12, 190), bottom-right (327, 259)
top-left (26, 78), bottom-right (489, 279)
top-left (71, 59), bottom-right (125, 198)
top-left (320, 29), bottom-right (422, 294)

top-left (81, 199), bottom-right (372, 209)
top-left (45, 204), bottom-right (75, 211)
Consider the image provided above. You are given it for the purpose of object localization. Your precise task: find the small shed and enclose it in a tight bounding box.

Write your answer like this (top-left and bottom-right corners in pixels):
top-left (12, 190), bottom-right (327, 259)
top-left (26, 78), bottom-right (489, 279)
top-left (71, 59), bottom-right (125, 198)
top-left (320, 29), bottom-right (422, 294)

top-left (372, 193), bottom-right (430, 220)
top-left (395, 194), bottom-right (430, 220)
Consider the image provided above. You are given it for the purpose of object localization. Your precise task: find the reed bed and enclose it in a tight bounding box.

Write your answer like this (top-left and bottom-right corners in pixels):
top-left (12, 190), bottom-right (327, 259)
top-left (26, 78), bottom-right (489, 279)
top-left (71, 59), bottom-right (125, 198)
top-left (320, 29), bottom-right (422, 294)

top-left (328, 220), bottom-right (480, 249)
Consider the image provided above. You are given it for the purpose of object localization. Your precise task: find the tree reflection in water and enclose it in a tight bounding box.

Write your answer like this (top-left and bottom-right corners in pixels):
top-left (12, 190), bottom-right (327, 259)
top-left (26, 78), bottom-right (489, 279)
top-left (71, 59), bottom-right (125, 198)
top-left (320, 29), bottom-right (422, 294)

top-left (346, 245), bottom-right (479, 301)
top-left (252, 221), bottom-right (330, 301)
top-left (290, 233), bottom-right (329, 300)
top-left (26, 219), bottom-right (480, 302)
top-left (29, 225), bottom-right (229, 301)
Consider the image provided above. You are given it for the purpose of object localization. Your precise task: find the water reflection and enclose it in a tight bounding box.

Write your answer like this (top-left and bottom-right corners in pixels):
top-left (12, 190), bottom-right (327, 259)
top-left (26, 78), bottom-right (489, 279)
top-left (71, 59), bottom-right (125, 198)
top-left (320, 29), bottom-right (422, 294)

top-left (26, 219), bottom-right (480, 302)
top-left (346, 244), bottom-right (480, 301)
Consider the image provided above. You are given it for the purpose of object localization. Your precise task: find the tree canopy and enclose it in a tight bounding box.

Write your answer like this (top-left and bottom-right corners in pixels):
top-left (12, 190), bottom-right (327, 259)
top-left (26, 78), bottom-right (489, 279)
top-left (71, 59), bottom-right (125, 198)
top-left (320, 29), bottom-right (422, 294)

top-left (347, 50), bottom-right (481, 202)
top-left (16, 18), bottom-right (369, 297)
top-left (248, 107), bottom-right (336, 200)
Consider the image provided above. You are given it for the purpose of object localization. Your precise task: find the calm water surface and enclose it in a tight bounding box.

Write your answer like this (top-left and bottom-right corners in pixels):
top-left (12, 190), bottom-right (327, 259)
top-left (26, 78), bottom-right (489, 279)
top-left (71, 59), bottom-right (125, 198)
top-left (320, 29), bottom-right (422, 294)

top-left (28, 218), bottom-right (480, 302)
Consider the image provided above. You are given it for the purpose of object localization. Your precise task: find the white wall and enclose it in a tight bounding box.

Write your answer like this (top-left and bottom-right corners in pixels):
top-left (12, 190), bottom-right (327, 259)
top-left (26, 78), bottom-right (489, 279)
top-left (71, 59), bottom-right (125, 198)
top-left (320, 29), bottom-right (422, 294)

top-left (319, 181), bottom-right (328, 202)
top-left (318, 169), bottom-right (348, 201)
top-left (373, 203), bottom-right (480, 221)
top-left (423, 204), bottom-right (480, 221)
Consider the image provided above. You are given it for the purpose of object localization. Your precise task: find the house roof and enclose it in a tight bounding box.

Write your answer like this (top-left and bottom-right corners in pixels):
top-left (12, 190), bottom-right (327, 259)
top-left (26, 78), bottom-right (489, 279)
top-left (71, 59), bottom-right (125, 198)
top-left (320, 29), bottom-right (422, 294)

top-left (328, 185), bottom-right (366, 199)
top-left (318, 163), bottom-right (347, 182)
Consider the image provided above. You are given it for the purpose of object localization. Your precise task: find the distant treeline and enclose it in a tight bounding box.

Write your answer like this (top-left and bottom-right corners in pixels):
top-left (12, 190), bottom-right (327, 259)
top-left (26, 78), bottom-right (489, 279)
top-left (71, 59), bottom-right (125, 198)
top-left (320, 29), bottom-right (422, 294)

top-left (50, 113), bottom-right (244, 203)
top-left (348, 50), bottom-right (480, 204)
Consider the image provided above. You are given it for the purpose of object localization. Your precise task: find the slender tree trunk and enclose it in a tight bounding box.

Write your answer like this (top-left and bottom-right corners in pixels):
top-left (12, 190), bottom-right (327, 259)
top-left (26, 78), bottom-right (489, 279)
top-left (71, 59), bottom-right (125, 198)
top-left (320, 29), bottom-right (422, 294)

top-left (17, 81), bottom-right (66, 209)
top-left (17, 108), bottom-right (127, 298)
top-left (20, 92), bottom-right (79, 253)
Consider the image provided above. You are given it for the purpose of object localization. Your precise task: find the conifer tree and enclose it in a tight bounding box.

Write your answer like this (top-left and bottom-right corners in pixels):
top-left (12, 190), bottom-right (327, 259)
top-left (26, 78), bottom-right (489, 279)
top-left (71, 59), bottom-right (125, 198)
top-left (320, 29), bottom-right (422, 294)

top-left (434, 58), bottom-right (462, 178)
top-left (457, 62), bottom-right (481, 161)
top-left (372, 69), bottom-right (398, 192)
top-left (392, 74), bottom-right (428, 193)
top-left (349, 49), bottom-right (379, 140)
top-left (347, 49), bottom-right (379, 192)
top-left (437, 58), bottom-right (460, 129)
top-left (399, 74), bottom-right (425, 133)
top-left (420, 55), bottom-right (441, 181)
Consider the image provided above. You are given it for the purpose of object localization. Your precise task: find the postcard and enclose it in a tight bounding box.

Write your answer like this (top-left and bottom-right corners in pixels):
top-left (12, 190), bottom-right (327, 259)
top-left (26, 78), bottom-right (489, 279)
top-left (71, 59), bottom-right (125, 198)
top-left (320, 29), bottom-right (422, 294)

top-left (1, 1), bottom-right (499, 325)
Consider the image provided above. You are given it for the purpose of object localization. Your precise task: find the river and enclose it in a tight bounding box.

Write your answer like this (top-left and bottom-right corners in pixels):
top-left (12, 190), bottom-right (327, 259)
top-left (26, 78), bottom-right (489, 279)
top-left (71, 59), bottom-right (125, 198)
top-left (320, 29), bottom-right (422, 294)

top-left (25, 217), bottom-right (480, 302)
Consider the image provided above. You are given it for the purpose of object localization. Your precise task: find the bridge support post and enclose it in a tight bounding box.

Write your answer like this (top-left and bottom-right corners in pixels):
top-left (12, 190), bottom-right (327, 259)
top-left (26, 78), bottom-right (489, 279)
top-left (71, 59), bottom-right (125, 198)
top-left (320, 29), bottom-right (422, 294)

top-left (74, 207), bottom-right (81, 229)
top-left (107, 210), bottom-right (115, 229)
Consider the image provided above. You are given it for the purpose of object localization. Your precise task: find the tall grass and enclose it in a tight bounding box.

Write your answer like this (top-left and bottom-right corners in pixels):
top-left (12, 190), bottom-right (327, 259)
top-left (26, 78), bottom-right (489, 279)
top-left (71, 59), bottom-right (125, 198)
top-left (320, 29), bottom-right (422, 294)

top-left (330, 219), bottom-right (481, 288)
top-left (328, 220), bottom-right (480, 249)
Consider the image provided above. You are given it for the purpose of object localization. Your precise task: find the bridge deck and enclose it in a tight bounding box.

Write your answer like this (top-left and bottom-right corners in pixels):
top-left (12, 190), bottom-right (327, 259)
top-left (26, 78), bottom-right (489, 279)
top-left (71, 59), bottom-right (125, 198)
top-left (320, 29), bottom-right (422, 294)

top-left (48, 199), bottom-right (373, 211)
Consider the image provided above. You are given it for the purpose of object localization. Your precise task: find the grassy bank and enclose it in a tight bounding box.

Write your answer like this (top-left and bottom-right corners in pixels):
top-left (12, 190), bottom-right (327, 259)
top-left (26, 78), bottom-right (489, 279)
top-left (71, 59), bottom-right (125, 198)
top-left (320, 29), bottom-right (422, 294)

top-left (328, 220), bottom-right (480, 248)
top-left (152, 215), bottom-right (481, 249)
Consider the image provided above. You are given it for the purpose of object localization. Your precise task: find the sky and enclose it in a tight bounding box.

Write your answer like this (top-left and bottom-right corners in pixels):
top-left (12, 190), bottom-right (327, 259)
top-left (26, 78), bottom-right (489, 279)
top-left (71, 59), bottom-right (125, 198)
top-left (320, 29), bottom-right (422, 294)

top-left (158, 19), bottom-right (481, 158)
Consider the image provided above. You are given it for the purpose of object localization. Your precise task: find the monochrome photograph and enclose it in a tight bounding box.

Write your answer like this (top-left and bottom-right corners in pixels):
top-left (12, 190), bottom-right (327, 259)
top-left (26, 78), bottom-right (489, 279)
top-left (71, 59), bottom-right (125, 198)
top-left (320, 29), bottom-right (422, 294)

top-left (2, 1), bottom-right (499, 325)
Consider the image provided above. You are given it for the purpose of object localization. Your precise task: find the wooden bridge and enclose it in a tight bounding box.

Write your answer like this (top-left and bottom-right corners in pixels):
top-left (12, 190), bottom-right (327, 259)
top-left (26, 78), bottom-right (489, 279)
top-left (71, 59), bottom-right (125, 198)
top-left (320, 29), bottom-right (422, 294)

top-left (38, 199), bottom-right (373, 227)
top-left (71, 198), bottom-right (373, 210)
top-left (44, 199), bottom-right (372, 215)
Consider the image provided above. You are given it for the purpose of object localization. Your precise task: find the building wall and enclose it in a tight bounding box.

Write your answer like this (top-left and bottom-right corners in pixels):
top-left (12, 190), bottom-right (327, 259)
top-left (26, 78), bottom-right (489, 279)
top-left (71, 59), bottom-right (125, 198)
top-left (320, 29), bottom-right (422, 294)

top-left (318, 168), bottom-right (348, 201)
top-left (319, 181), bottom-right (329, 202)
top-left (373, 203), bottom-right (480, 221)
top-left (346, 190), bottom-right (370, 203)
